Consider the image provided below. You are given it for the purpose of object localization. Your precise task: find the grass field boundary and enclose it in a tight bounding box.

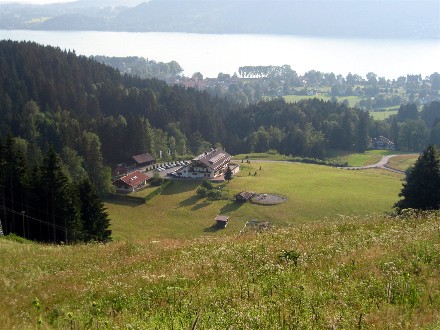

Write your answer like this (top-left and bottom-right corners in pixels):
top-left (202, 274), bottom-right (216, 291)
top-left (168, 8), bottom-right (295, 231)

top-left (144, 179), bottom-right (174, 202)
top-left (108, 179), bottom-right (174, 204)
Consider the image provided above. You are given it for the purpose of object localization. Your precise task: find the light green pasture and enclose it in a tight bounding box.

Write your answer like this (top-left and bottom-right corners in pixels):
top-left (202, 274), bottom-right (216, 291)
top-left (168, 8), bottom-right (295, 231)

top-left (107, 161), bottom-right (402, 242)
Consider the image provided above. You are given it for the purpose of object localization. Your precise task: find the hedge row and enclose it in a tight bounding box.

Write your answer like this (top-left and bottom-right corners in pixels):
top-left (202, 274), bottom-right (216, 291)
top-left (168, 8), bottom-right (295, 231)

top-left (108, 179), bottom-right (174, 204)
top-left (144, 179), bottom-right (174, 202)
top-left (290, 157), bottom-right (348, 167)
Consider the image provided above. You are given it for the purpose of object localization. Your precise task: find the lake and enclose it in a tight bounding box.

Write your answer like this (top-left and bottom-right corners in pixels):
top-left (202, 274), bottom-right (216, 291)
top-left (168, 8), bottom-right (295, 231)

top-left (0, 30), bottom-right (438, 79)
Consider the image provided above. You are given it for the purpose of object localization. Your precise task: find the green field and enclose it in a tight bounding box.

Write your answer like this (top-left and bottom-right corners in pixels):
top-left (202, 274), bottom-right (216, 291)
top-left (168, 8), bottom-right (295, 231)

top-left (2, 161), bottom-right (440, 329)
top-left (1, 211), bottom-right (439, 329)
top-left (107, 161), bottom-right (402, 242)
top-left (369, 109), bottom-right (399, 120)
top-left (329, 150), bottom-right (397, 167)
top-left (283, 95), bottom-right (362, 107)
top-left (387, 154), bottom-right (419, 171)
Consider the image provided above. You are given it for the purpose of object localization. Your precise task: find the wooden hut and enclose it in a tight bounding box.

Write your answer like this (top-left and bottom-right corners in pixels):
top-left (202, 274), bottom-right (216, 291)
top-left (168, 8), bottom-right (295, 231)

top-left (235, 191), bottom-right (253, 202)
top-left (215, 215), bottom-right (229, 228)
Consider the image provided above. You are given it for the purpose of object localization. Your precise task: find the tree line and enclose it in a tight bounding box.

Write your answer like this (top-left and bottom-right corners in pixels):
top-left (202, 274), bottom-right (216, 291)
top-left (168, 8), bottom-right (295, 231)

top-left (0, 134), bottom-right (111, 243)
top-left (1, 40), bottom-right (440, 189)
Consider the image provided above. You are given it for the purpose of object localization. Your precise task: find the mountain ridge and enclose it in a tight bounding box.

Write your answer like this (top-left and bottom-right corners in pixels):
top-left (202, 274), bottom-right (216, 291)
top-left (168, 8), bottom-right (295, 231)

top-left (1, 0), bottom-right (438, 39)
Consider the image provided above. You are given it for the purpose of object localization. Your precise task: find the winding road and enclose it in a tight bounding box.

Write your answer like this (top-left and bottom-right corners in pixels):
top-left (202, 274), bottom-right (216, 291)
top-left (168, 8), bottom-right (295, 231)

top-left (341, 154), bottom-right (418, 174)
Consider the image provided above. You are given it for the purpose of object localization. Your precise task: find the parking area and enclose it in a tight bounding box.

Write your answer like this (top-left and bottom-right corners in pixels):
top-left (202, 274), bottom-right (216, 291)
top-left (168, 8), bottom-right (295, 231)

top-left (145, 161), bottom-right (190, 178)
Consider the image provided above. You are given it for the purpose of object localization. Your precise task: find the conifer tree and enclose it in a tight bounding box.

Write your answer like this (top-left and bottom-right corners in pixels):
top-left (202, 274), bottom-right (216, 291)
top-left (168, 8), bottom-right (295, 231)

top-left (224, 166), bottom-right (233, 182)
top-left (40, 146), bottom-right (82, 242)
top-left (77, 179), bottom-right (111, 242)
top-left (395, 145), bottom-right (440, 211)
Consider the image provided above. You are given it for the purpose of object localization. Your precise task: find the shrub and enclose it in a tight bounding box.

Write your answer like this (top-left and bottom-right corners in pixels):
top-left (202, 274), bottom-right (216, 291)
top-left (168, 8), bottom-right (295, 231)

top-left (196, 186), bottom-right (208, 198)
top-left (201, 179), bottom-right (213, 190)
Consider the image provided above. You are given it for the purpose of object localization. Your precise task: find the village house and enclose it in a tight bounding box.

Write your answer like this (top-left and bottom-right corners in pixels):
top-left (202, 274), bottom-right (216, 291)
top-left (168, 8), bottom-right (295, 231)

top-left (113, 170), bottom-right (150, 192)
top-left (175, 148), bottom-right (236, 179)
top-left (372, 136), bottom-right (395, 150)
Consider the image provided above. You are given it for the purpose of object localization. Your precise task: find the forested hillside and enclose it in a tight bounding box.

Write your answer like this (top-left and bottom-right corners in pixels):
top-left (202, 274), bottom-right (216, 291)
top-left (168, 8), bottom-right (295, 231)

top-left (1, 40), bottom-right (439, 181)
top-left (0, 40), bottom-right (370, 162)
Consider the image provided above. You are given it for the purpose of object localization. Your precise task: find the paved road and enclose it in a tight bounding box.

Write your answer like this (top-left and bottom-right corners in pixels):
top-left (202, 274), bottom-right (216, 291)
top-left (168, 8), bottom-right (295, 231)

top-left (234, 154), bottom-right (419, 174)
top-left (341, 154), bottom-right (419, 174)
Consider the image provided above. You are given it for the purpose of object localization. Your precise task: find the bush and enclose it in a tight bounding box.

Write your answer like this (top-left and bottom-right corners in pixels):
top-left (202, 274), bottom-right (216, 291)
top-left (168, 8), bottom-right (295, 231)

top-left (149, 176), bottom-right (165, 186)
top-left (196, 186), bottom-right (208, 198)
top-left (201, 179), bottom-right (213, 190)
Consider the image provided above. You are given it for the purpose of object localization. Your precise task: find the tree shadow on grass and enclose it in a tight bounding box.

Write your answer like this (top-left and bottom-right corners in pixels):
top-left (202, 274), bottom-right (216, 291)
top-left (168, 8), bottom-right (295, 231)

top-left (162, 180), bottom-right (200, 195)
top-left (192, 200), bottom-right (212, 211)
top-left (105, 199), bottom-right (144, 208)
top-left (203, 224), bottom-right (222, 233)
top-left (219, 201), bottom-right (243, 214)
top-left (176, 195), bottom-right (199, 208)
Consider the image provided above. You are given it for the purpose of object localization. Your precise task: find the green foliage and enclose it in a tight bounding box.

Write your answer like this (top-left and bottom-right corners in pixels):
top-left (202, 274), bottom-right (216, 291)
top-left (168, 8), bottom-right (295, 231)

top-left (0, 138), bottom-right (112, 244)
top-left (395, 145), bottom-right (440, 211)
top-left (78, 179), bottom-right (112, 242)
top-left (224, 166), bottom-right (233, 182)
top-left (201, 179), bottom-right (213, 190)
top-left (144, 179), bottom-right (173, 202)
top-left (196, 186), bottom-right (208, 198)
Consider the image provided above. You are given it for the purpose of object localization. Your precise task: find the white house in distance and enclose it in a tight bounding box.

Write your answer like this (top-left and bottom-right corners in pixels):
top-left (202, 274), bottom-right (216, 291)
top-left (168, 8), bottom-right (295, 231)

top-left (176, 148), bottom-right (237, 179)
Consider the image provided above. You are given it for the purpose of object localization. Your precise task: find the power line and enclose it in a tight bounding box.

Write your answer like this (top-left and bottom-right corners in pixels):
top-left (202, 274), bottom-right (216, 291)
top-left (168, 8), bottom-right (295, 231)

top-left (0, 205), bottom-right (67, 231)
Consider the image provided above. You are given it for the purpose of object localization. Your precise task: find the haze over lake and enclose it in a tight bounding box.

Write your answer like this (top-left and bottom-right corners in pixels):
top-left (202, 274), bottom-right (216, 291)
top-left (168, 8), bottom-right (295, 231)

top-left (1, 30), bottom-right (438, 79)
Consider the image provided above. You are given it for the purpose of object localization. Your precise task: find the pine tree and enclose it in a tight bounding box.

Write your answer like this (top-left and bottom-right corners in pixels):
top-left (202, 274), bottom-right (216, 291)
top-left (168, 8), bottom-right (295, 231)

top-left (224, 166), bottom-right (233, 182)
top-left (77, 179), bottom-right (111, 242)
top-left (395, 145), bottom-right (440, 211)
top-left (40, 146), bottom-right (82, 243)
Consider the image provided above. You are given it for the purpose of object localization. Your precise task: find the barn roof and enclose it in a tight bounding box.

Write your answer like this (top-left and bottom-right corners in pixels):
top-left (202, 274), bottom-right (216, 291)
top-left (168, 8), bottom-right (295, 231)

top-left (132, 153), bottom-right (155, 164)
top-left (115, 170), bottom-right (150, 187)
top-left (215, 215), bottom-right (229, 222)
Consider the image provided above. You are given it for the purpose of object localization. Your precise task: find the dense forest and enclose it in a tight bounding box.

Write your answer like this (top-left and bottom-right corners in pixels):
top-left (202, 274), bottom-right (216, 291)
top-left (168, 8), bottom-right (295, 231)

top-left (1, 40), bottom-right (440, 242)
top-left (1, 40), bottom-right (440, 183)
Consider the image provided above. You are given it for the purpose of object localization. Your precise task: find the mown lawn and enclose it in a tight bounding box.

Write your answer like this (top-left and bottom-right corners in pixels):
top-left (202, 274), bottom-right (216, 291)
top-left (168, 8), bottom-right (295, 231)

top-left (106, 161), bottom-right (403, 242)
top-left (330, 150), bottom-right (398, 167)
top-left (369, 109), bottom-right (398, 120)
top-left (387, 154), bottom-right (419, 171)
top-left (283, 95), bottom-right (362, 107)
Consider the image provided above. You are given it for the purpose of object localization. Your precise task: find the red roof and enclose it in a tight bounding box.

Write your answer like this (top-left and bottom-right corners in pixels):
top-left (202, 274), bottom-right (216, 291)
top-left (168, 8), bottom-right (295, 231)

top-left (115, 170), bottom-right (150, 187)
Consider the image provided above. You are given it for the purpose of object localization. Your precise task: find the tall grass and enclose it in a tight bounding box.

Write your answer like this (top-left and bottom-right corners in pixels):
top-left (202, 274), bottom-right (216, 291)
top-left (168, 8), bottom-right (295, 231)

top-left (1, 211), bottom-right (439, 328)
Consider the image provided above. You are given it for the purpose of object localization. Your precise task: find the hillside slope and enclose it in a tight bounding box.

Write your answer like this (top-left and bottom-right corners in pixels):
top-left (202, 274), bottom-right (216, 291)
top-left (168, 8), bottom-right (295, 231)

top-left (1, 212), bottom-right (439, 328)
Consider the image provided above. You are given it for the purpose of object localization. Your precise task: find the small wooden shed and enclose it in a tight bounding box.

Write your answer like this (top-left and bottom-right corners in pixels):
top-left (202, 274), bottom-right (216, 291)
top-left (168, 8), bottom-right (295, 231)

top-left (215, 215), bottom-right (229, 228)
top-left (235, 191), bottom-right (253, 202)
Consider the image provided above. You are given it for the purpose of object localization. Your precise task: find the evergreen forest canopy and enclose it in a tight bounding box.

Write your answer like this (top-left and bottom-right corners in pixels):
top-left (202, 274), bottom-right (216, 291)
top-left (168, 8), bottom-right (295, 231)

top-left (1, 40), bottom-right (440, 243)
top-left (1, 40), bottom-right (440, 185)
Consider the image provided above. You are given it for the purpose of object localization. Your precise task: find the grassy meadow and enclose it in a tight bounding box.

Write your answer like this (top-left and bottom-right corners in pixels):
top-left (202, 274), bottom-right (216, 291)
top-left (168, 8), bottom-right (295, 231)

top-left (4, 160), bottom-right (436, 329)
top-left (283, 94), bottom-right (362, 107)
top-left (107, 161), bottom-right (403, 241)
top-left (330, 150), bottom-right (398, 167)
top-left (1, 211), bottom-right (439, 329)
top-left (387, 154), bottom-right (419, 171)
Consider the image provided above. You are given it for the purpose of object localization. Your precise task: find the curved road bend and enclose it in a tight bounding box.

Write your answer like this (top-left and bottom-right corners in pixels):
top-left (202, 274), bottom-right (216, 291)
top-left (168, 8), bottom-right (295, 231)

top-left (341, 154), bottom-right (419, 174)
top-left (234, 154), bottom-right (419, 174)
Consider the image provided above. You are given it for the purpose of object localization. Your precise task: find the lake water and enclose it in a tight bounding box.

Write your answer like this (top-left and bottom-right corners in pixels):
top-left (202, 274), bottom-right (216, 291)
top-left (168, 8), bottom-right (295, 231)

top-left (1, 30), bottom-right (438, 79)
